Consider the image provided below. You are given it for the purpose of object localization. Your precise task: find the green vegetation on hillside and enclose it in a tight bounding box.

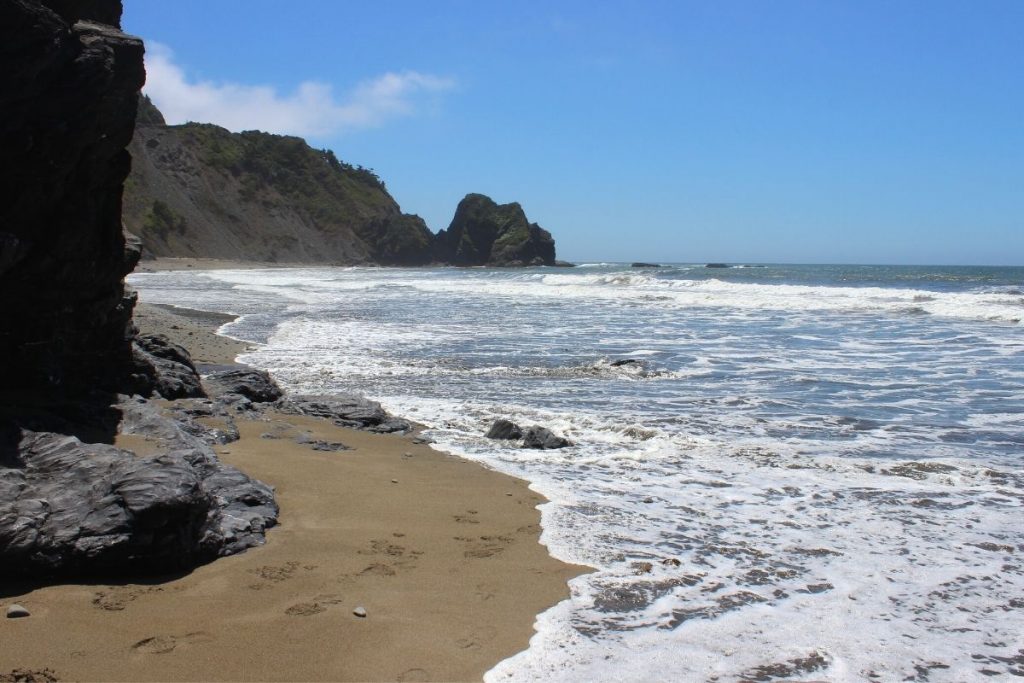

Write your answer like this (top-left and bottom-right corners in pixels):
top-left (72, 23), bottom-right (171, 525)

top-left (143, 199), bottom-right (187, 240)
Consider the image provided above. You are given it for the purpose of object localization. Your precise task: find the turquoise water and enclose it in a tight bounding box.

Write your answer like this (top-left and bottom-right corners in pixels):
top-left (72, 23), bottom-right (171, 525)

top-left (131, 263), bottom-right (1024, 682)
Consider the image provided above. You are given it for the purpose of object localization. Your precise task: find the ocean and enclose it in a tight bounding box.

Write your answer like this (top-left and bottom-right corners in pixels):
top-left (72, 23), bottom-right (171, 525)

top-left (129, 263), bottom-right (1024, 682)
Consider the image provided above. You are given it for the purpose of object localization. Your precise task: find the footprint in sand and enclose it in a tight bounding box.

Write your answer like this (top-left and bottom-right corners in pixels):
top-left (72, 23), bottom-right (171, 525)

top-left (455, 535), bottom-right (513, 559)
top-left (131, 632), bottom-right (213, 655)
top-left (285, 602), bottom-right (326, 616)
top-left (454, 625), bottom-right (496, 652)
top-left (360, 563), bottom-right (398, 577)
top-left (0, 669), bottom-right (59, 683)
top-left (93, 586), bottom-right (166, 611)
top-left (474, 582), bottom-right (498, 601)
top-left (453, 510), bottom-right (480, 524)
top-left (396, 668), bottom-right (429, 682)
top-left (358, 539), bottom-right (423, 569)
top-left (247, 561), bottom-right (317, 590)
top-left (285, 594), bottom-right (344, 617)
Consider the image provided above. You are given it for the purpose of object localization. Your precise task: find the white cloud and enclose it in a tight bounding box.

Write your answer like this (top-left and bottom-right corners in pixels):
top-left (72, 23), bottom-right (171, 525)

top-left (143, 42), bottom-right (455, 137)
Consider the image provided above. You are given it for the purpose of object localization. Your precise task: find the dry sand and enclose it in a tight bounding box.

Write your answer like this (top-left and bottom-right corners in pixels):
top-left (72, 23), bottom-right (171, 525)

top-left (1, 298), bottom-right (585, 682)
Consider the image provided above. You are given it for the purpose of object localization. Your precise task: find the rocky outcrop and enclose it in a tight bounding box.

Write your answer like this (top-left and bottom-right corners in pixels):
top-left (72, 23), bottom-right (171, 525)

top-left (203, 367), bottom-right (283, 404)
top-left (124, 110), bottom-right (435, 265)
top-left (1, 0), bottom-right (145, 402)
top-left (433, 193), bottom-right (557, 267)
top-left (0, 397), bottom-right (277, 579)
top-left (276, 396), bottom-right (413, 434)
top-left (132, 334), bottom-right (206, 399)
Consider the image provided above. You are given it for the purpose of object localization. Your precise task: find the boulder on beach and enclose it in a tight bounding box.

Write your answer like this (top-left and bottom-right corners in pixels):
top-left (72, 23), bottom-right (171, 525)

top-left (0, 398), bottom-right (278, 579)
top-left (132, 333), bottom-right (206, 399)
top-left (203, 367), bottom-right (284, 403)
top-left (278, 395), bottom-right (412, 433)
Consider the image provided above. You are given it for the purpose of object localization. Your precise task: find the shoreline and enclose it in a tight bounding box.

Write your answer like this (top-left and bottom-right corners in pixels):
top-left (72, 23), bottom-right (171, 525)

top-left (2, 300), bottom-right (585, 682)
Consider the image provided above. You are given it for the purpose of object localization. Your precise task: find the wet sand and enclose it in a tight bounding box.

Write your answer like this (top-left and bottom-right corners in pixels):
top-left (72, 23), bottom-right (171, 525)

top-left (1, 298), bottom-right (584, 682)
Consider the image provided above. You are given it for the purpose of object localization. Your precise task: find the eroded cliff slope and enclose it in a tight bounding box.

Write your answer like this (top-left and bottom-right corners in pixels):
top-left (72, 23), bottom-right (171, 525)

top-left (124, 98), bottom-right (435, 265)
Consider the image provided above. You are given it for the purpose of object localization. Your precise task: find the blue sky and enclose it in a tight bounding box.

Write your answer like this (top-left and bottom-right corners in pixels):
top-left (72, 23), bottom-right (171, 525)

top-left (123, 1), bottom-right (1023, 265)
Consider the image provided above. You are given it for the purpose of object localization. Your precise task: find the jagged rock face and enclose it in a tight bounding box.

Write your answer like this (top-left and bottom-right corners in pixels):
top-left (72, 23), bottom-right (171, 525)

top-left (0, 0), bottom-right (144, 401)
top-left (124, 112), bottom-right (435, 266)
top-left (433, 193), bottom-right (557, 266)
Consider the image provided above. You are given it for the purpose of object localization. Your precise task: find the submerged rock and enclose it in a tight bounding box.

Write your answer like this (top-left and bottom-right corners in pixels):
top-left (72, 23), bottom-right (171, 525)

top-left (705, 263), bottom-right (730, 269)
top-left (485, 419), bottom-right (523, 440)
top-left (631, 262), bottom-right (663, 268)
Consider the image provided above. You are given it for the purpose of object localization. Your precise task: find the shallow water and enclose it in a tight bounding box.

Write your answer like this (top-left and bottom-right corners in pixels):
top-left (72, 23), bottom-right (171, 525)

top-left (130, 263), bottom-right (1024, 682)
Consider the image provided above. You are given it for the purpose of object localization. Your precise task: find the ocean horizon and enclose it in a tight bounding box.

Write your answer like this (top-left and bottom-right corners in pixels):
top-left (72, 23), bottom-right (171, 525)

top-left (130, 261), bottom-right (1024, 681)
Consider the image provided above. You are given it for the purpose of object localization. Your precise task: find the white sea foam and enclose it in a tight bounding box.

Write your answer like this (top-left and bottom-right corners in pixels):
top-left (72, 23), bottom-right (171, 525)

top-left (130, 264), bottom-right (1024, 681)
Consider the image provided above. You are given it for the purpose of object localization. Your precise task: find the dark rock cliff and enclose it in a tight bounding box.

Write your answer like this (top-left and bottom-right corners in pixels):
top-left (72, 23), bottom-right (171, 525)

top-left (0, 0), bottom-right (278, 580)
top-left (1, 0), bottom-right (145, 402)
top-left (124, 109), bottom-right (435, 265)
top-left (433, 193), bottom-right (557, 267)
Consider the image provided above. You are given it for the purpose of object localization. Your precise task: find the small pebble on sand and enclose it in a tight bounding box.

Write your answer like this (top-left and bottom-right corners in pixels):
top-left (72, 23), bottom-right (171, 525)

top-left (6, 604), bottom-right (30, 618)
top-left (391, 479), bottom-right (398, 484)
top-left (353, 606), bottom-right (367, 618)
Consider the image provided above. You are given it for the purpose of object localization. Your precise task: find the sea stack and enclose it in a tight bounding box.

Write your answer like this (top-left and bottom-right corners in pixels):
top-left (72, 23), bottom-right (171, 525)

top-left (433, 193), bottom-right (558, 266)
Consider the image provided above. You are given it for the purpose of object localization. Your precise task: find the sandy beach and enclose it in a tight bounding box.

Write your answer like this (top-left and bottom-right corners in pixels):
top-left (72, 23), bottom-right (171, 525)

top-left (133, 257), bottom-right (318, 273)
top-left (1, 300), bottom-right (584, 682)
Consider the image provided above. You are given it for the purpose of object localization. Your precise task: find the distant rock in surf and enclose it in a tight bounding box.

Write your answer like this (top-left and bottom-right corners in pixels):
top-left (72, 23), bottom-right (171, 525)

top-left (485, 419), bottom-right (523, 440)
top-left (522, 426), bottom-right (572, 450)
top-left (705, 263), bottom-right (730, 268)
top-left (631, 262), bottom-right (663, 268)
top-left (484, 419), bottom-right (570, 448)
